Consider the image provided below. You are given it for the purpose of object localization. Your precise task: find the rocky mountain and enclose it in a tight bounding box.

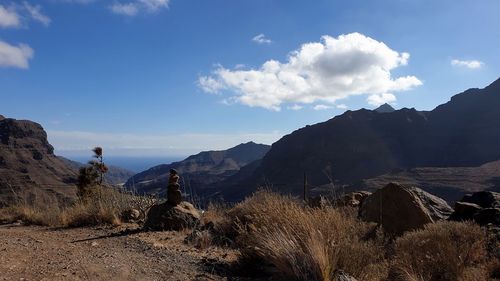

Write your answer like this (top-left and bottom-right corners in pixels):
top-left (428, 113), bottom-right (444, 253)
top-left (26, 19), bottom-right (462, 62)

top-left (58, 157), bottom-right (135, 186)
top-left (0, 116), bottom-right (77, 207)
top-left (374, 103), bottom-right (396, 113)
top-left (217, 78), bottom-right (500, 201)
top-left (124, 142), bottom-right (271, 196)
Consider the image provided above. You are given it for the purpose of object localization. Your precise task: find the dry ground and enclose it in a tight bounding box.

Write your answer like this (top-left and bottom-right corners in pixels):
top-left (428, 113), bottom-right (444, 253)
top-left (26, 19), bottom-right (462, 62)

top-left (0, 223), bottom-right (248, 281)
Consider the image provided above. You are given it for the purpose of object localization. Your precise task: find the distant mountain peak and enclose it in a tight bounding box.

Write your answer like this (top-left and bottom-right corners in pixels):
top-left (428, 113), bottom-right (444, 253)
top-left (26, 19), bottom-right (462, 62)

top-left (374, 103), bottom-right (396, 113)
top-left (0, 115), bottom-right (4, 121)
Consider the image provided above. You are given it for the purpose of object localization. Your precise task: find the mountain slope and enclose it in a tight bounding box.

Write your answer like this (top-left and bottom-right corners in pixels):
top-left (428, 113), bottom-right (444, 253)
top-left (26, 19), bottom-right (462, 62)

top-left (124, 142), bottom-right (271, 196)
top-left (354, 160), bottom-right (500, 202)
top-left (0, 116), bottom-right (77, 207)
top-left (220, 78), bottom-right (500, 201)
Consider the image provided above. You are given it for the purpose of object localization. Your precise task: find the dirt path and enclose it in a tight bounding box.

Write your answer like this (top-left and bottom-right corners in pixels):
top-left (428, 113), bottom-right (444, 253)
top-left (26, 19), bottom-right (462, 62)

top-left (0, 223), bottom-right (241, 281)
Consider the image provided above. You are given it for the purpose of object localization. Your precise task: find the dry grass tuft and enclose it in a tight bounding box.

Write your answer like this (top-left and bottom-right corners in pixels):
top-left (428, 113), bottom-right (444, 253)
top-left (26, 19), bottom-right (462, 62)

top-left (0, 204), bottom-right (63, 226)
top-left (230, 190), bottom-right (388, 281)
top-left (0, 185), bottom-right (157, 227)
top-left (391, 221), bottom-right (491, 281)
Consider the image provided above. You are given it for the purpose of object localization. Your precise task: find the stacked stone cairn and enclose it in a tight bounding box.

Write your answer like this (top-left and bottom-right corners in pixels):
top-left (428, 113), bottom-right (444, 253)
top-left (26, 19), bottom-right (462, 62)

top-left (167, 169), bottom-right (182, 205)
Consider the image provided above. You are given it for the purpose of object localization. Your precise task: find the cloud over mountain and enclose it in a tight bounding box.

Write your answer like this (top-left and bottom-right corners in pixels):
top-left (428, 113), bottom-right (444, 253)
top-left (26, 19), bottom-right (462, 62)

top-left (199, 32), bottom-right (422, 111)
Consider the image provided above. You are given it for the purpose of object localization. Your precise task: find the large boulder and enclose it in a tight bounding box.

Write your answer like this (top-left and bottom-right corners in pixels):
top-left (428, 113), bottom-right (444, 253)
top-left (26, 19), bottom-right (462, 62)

top-left (409, 187), bottom-right (454, 220)
top-left (449, 202), bottom-right (482, 221)
top-left (144, 201), bottom-right (200, 231)
top-left (359, 182), bottom-right (453, 235)
top-left (461, 191), bottom-right (500, 208)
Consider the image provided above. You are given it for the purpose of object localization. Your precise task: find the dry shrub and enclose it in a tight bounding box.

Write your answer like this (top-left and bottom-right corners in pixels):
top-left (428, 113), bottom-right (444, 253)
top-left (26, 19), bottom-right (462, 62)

top-left (0, 204), bottom-right (63, 226)
top-left (0, 185), bottom-right (156, 227)
top-left (392, 221), bottom-right (490, 281)
top-left (200, 202), bottom-right (236, 244)
top-left (186, 229), bottom-right (214, 249)
top-left (231, 190), bottom-right (388, 281)
top-left (62, 186), bottom-right (139, 227)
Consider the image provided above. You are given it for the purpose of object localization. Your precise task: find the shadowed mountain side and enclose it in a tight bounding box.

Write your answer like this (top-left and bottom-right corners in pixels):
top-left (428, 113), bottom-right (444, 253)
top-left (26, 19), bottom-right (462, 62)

top-left (124, 142), bottom-right (271, 196)
top-left (0, 116), bottom-right (78, 207)
top-left (355, 160), bottom-right (500, 203)
top-left (213, 78), bottom-right (500, 202)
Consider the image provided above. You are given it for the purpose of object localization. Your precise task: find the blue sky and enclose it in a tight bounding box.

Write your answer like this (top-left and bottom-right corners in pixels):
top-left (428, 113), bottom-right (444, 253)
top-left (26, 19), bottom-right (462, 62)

top-left (1, 0), bottom-right (499, 158)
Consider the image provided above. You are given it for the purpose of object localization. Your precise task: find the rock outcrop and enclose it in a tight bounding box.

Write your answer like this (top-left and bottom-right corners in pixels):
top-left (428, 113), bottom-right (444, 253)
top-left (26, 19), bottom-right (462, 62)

top-left (359, 183), bottom-right (453, 235)
top-left (0, 116), bottom-right (78, 207)
top-left (449, 191), bottom-right (500, 226)
top-left (449, 202), bottom-right (482, 221)
top-left (143, 201), bottom-right (200, 231)
top-left (461, 191), bottom-right (500, 208)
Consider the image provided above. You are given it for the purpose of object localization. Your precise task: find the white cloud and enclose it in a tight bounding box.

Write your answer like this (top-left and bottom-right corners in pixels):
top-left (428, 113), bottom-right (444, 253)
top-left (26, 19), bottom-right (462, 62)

top-left (0, 4), bottom-right (21, 28)
top-left (200, 32), bottom-right (422, 111)
top-left (367, 93), bottom-right (396, 106)
top-left (0, 40), bottom-right (34, 69)
top-left (23, 2), bottom-right (51, 27)
top-left (110, 0), bottom-right (169, 16)
top-left (58, 0), bottom-right (98, 3)
top-left (336, 104), bottom-right (348, 109)
top-left (451, 59), bottom-right (484, 69)
top-left (313, 104), bottom-right (331, 111)
top-left (47, 130), bottom-right (283, 156)
top-left (198, 76), bottom-right (225, 94)
top-left (139, 0), bottom-right (169, 11)
top-left (0, 3), bottom-right (51, 28)
top-left (287, 104), bottom-right (303, 111)
top-left (110, 3), bottom-right (139, 16)
top-left (252, 34), bottom-right (272, 44)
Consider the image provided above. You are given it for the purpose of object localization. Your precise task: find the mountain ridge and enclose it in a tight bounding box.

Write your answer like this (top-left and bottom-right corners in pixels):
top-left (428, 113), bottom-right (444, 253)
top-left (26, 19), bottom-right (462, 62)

top-left (124, 141), bottom-right (271, 196)
top-left (214, 78), bottom-right (500, 201)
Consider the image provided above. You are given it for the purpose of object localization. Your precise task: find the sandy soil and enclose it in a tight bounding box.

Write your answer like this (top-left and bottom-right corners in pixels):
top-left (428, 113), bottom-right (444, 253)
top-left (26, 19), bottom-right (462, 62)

top-left (0, 223), bottom-right (250, 281)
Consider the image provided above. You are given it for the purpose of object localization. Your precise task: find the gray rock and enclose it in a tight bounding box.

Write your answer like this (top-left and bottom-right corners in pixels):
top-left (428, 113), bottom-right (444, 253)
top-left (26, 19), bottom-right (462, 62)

top-left (461, 191), bottom-right (500, 208)
top-left (336, 270), bottom-right (358, 281)
top-left (144, 201), bottom-right (200, 231)
top-left (449, 202), bottom-right (482, 221)
top-left (359, 183), bottom-right (452, 235)
top-left (121, 209), bottom-right (141, 222)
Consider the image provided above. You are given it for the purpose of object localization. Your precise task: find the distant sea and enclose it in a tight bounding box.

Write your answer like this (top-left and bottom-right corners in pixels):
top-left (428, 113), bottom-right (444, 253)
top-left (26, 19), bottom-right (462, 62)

top-left (67, 156), bottom-right (185, 173)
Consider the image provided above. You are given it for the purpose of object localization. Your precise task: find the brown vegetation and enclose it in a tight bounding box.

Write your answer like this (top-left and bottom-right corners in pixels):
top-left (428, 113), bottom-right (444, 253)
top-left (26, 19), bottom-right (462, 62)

top-left (0, 185), bottom-right (157, 227)
top-left (198, 191), bottom-right (499, 281)
top-left (2, 188), bottom-right (499, 281)
top-left (391, 221), bottom-right (493, 281)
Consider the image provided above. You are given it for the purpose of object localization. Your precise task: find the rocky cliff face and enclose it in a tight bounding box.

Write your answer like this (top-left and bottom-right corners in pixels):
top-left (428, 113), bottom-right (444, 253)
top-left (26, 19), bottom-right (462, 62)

top-left (0, 117), bottom-right (77, 207)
